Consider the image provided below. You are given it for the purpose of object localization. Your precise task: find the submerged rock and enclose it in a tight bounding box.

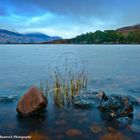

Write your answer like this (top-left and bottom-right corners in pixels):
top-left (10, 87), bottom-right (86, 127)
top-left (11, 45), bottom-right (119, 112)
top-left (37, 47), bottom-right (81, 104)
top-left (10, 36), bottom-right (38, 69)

top-left (66, 129), bottom-right (82, 137)
top-left (16, 86), bottom-right (47, 117)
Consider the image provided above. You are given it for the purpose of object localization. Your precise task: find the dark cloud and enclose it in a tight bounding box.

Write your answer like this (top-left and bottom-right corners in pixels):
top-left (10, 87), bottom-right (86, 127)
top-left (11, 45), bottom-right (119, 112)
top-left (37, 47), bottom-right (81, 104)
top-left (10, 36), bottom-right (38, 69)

top-left (2, 0), bottom-right (113, 18)
top-left (0, 0), bottom-right (140, 37)
top-left (1, 0), bottom-right (140, 22)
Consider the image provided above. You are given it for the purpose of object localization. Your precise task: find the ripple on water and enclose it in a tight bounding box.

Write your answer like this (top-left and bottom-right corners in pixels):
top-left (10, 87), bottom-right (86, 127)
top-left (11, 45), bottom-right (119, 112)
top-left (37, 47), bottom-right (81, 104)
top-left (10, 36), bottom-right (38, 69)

top-left (0, 95), bottom-right (18, 102)
top-left (128, 124), bottom-right (140, 133)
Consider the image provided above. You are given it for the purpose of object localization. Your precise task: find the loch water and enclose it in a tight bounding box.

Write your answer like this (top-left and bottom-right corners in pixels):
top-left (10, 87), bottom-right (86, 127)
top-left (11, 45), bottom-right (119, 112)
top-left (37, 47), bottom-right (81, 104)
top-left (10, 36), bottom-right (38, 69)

top-left (0, 44), bottom-right (140, 140)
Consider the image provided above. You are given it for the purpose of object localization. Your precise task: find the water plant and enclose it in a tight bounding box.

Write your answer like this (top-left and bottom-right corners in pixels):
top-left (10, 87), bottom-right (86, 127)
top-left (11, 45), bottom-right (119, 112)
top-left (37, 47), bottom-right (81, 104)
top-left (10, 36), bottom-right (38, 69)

top-left (39, 55), bottom-right (88, 108)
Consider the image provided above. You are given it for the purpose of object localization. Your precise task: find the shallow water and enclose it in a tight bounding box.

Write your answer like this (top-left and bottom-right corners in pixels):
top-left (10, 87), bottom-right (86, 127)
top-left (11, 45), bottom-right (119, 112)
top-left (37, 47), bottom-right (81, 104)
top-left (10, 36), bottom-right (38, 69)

top-left (0, 44), bottom-right (140, 139)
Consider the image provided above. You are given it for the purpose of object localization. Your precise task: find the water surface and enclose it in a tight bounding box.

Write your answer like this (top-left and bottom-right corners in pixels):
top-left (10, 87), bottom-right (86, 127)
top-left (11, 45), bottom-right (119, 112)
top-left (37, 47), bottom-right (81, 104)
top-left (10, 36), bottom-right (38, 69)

top-left (0, 44), bottom-right (140, 139)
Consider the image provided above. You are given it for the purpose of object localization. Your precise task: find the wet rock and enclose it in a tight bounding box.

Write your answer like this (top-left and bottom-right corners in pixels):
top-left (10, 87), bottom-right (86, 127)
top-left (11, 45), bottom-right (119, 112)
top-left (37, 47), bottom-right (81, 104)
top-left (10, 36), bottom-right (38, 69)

top-left (90, 123), bottom-right (102, 133)
top-left (125, 95), bottom-right (140, 106)
top-left (73, 91), bottom-right (139, 121)
top-left (99, 94), bottom-right (137, 120)
top-left (73, 91), bottom-right (100, 108)
top-left (16, 86), bottom-right (47, 117)
top-left (66, 129), bottom-right (82, 137)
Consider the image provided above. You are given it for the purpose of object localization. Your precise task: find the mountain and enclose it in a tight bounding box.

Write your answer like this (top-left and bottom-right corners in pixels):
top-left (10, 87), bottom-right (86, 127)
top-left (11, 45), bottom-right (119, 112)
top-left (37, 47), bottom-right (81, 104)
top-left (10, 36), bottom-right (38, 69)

top-left (0, 29), bottom-right (62, 44)
top-left (117, 24), bottom-right (140, 34)
top-left (1, 24), bottom-right (140, 44)
top-left (45, 24), bottom-right (140, 44)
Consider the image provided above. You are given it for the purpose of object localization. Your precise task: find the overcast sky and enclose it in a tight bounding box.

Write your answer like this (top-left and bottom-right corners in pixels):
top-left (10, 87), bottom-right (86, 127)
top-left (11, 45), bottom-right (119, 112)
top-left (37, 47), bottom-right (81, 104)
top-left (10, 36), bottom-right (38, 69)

top-left (0, 0), bottom-right (140, 38)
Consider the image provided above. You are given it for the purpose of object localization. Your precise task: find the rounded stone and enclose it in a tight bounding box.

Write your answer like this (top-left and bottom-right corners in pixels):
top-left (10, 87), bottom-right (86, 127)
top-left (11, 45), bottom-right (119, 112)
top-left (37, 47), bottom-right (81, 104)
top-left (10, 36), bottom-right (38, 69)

top-left (16, 86), bottom-right (47, 117)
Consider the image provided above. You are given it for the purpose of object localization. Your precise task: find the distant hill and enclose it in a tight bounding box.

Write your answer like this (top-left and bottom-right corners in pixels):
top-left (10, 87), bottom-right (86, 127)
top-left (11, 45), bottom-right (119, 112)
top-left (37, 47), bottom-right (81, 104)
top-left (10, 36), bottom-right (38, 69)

top-left (1, 24), bottom-right (140, 44)
top-left (117, 24), bottom-right (140, 34)
top-left (0, 29), bottom-right (62, 44)
top-left (45, 24), bottom-right (140, 44)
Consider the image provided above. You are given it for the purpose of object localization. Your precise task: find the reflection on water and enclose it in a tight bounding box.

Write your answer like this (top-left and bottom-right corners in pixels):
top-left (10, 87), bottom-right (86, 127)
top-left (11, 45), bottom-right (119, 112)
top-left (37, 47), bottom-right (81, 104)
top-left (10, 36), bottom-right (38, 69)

top-left (0, 44), bottom-right (140, 139)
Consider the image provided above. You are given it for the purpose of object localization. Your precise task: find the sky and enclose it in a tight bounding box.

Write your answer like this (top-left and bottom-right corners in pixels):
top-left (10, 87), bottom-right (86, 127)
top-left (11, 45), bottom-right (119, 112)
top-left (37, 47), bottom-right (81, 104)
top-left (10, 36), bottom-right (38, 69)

top-left (0, 0), bottom-right (140, 38)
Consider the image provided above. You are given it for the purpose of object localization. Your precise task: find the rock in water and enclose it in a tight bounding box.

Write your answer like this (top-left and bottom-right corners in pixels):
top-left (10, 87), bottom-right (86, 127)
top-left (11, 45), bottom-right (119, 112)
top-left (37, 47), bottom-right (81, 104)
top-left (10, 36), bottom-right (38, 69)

top-left (73, 91), bottom-right (139, 121)
top-left (99, 94), bottom-right (136, 120)
top-left (16, 86), bottom-right (47, 117)
top-left (73, 91), bottom-right (100, 108)
top-left (66, 129), bottom-right (82, 136)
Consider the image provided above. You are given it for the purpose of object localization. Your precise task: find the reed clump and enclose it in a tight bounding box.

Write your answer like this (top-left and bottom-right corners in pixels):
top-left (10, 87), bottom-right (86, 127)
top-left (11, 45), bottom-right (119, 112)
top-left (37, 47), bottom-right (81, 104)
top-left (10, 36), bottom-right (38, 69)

top-left (40, 58), bottom-right (88, 108)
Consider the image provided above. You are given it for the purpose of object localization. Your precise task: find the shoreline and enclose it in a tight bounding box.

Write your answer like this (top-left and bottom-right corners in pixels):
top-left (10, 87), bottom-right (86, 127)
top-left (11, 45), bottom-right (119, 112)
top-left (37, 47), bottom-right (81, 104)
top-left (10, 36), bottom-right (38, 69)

top-left (0, 43), bottom-right (140, 45)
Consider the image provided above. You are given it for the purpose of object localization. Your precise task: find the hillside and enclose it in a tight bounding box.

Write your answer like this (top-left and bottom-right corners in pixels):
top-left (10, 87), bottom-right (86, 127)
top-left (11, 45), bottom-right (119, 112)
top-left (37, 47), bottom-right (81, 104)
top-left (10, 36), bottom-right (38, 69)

top-left (1, 24), bottom-right (140, 44)
top-left (45, 24), bottom-right (140, 44)
top-left (0, 29), bottom-right (61, 44)
top-left (117, 24), bottom-right (140, 34)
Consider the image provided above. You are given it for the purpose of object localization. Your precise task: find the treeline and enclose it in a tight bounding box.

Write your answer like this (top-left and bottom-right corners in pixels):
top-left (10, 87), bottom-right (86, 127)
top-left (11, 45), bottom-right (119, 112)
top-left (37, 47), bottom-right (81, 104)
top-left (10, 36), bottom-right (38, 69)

top-left (70, 30), bottom-right (140, 44)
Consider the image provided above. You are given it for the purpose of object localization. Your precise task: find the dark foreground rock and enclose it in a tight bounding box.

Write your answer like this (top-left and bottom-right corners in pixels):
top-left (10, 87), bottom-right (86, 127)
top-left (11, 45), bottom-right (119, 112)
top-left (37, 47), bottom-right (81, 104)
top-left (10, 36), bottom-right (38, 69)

top-left (73, 91), bottom-right (139, 121)
top-left (99, 94), bottom-right (139, 120)
top-left (17, 86), bottom-right (47, 117)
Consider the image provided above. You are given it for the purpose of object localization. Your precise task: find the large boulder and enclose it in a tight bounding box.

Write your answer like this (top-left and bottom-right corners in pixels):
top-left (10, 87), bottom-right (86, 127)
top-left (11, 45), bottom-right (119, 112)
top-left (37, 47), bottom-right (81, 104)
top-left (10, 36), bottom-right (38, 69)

top-left (17, 86), bottom-right (47, 117)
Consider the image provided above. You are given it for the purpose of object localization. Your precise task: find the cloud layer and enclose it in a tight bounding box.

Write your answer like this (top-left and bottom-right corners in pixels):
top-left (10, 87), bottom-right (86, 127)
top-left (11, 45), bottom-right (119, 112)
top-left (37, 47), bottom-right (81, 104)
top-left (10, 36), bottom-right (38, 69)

top-left (0, 0), bottom-right (140, 38)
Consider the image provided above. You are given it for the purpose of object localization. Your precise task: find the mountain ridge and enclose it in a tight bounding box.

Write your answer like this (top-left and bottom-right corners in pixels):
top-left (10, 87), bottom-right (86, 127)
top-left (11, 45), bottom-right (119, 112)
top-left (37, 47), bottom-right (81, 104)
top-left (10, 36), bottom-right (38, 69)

top-left (0, 29), bottom-right (62, 44)
top-left (1, 24), bottom-right (140, 44)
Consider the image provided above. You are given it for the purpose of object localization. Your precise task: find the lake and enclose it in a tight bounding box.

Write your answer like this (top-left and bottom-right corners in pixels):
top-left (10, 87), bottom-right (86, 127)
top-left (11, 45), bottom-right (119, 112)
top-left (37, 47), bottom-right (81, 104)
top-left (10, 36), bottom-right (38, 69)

top-left (0, 44), bottom-right (140, 139)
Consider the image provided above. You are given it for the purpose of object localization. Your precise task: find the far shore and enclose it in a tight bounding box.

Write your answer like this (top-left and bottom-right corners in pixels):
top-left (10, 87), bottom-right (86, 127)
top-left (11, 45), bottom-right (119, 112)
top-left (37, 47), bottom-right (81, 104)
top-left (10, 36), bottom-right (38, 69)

top-left (0, 43), bottom-right (140, 45)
